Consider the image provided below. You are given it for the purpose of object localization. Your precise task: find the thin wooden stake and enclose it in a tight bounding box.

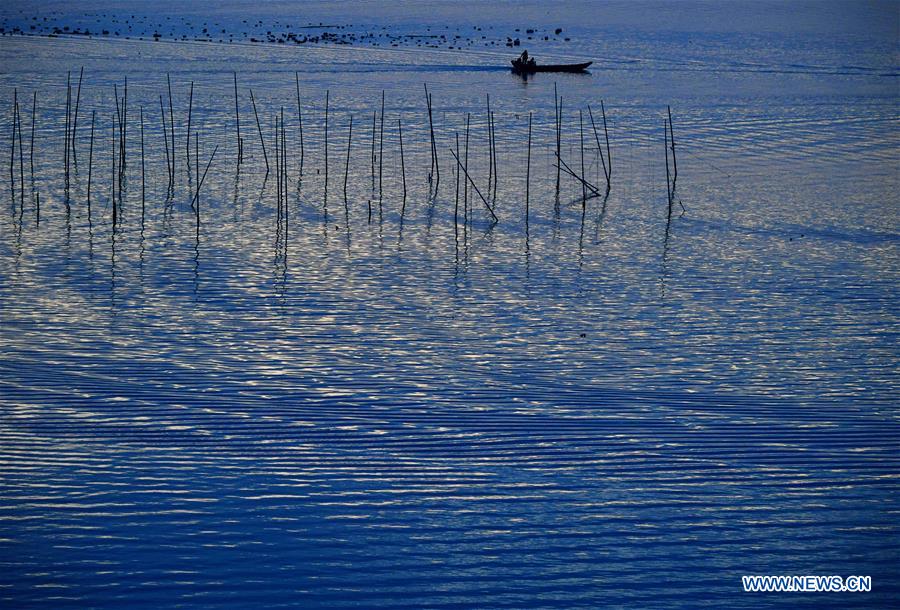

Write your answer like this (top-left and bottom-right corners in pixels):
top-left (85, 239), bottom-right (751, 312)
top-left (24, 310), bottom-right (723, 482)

top-left (186, 81), bottom-right (193, 173)
top-left (453, 131), bottom-right (459, 231)
top-left (665, 119), bottom-right (672, 211)
top-left (249, 88), bottom-right (269, 173)
top-left (580, 109), bottom-right (586, 205)
top-left (234, 72), bottom-right (242, 163)
top-left (398, 117), bottom-right (406, 199)
top-left (87, 110), bottom-right (94, 211)
top-left (343, 114), bottom-right (352, 202)
top-left (122, 77), bottom-right (127, 174)
top-left (601, 100), bottom-right (611, 182)
top-left (190, 144), bottom-right (218, 208)
top-left (556, 152), bottom-right (600, 196)
top-left (196, 132), bottom-right (200, 218)
top-left (554, 82), bottom-right (560, 196)
top-left (556, 95), bottom-right (563, 203)
top-left (295, 72), bottom-right (304, 176)
top-left (16, 98), bottom-right (24, 206)
top-left (275, 113), bottom-right (280, 207)
top-left (491, 110), bottom-right (498, 200)
top-left (449, 146), bottom-right (497, 223)
top-left (140, 106), bottom-right (145, 221)
top-left (430, 92), bottom-right (439, 187)
top-left (10, 90), bottom-right (16, 195)
top-left (667, 105), bottom-right (677, 187)
top-left (167, 73), bottom-right (175, 173)
top-left (324, 89), bottom-right (329, 205)
top-left (160, 95), bottom-right (172, 187)
top-left (64, 73), bottom-right (70, 184)
top-left (486, 94), bottom-right (492, 193)
top-left (378, 90), bottom-right (384, 198)
top-left (370, 109), bottom-right (376, 194)
top-left (463, 113), bottom-right (470, 218)
top-left (282, 107), bottom-right (288, 227)
top-left (454, 132), bottom-right (460, 228)
top-left (30, 91), bottom-right (35, 181)
top-left (281, 106), bottom-right (287, 213)
top-left (369, 109), bottom-right (375, 222)
top-left (526, 111), bottom-right (532, 223)
top-left (111, 113), bottom-right (116, 226)
top-left (72, 66), bottom-right (83, 161)
top-left (587, 105), bottom-right (609, 185)
top-left (424, 84), bottom-right (438, 187)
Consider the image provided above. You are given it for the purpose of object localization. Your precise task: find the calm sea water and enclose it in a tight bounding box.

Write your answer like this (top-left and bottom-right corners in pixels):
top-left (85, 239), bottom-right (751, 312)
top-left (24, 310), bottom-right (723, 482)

top-left (1, 1), bottom-right (898, 608)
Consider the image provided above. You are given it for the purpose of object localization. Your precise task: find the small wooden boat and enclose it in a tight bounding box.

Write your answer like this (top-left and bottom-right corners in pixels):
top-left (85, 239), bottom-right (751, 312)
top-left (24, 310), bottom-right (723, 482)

top-left (511, 59), bottom-right (592, 74)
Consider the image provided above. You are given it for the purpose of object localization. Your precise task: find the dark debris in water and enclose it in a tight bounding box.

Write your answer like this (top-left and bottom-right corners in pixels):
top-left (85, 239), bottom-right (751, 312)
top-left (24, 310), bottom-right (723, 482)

top-left (0, 10), bottom-right (573, 52)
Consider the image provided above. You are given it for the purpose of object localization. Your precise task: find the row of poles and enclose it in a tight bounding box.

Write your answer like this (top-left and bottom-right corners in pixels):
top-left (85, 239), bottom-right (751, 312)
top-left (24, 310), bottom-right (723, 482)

top-left (9, 69), bottom-right (684, 235)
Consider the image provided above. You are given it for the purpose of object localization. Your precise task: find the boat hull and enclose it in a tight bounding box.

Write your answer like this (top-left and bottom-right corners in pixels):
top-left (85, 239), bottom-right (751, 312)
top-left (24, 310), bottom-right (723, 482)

top-left (511, 60), bottom-right (592, 74)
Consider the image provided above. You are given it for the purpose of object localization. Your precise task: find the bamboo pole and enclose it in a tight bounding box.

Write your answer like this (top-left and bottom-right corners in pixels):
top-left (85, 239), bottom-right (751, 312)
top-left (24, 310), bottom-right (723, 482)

top-left (378, 90), bottom-right (384, 198)
top-left (463, 113), bottom-right (470, 214)
top-left (282, 105), bottom-right (288, 227)
top-left (159, 95), bottom-right (172, 187)
top-left (587, 105), bottom-right (609, 185)
top-left (556, 95), bottom-right (563, 202)
top-left (370, 109), bottom-right (376, 194)
top-left (10, 90), bottom-right (16, 195)
top-left (122, 76), bottom-right (127, 174)
top-left (491, 109), bottom-right (497, 200)
top-left (281, 106), bottom-right (287, 215)
top-left (454, 132), bottom-right (460, 230)
top-left (16, 97), bottom-right (24, 206)
top-left (601, 100), bottom-right (611, 182)
top-left (424, 84), bottom-right (438, 187)
top-left (324, 89), bottom-right (329, 205)
top-left (343, 114), bottom-right (352, 202)
top-left (234, 72), bottom-right (242, 164)
top-left (667, 105), bottom-right (677, 187)
top-left (554, 83), bottom-right (560, 196)
top-left (275, 113), bottom-right (280, 207)
top-left (579, 109), bottom-right (586, 205)
top-left (30, 91), bottom-right (35, 181)
top-left (186, 81), bottom-right (193, 174)
top-left (64, 73), bottom-right (70, 184)
top-left (295, 72), bottom-right (304, 175)
top-left (369, 109), bottom-right (375, 222)
top-left (449, 146), bottom-right (497, 223)
top-left (87, 110), bottom-right (94, 210)
top-left (556, 152), bottom-right (600, 196)
top-left (140, 105), bottom-right (145, 221)
top-left (486, 94), bottom-right (492, 194)
top-left (398, 117), bottom-right (406, 199)
top-left (196, 132), bottom-right (200, 219)
top-left (111, 113), bottom-right (116, 226)
top-left (190, 145), bottom-right (218, 208)
top-left (167, 73), bottom-right (175, 173)
top-left (249, 88), bottom-right (269, 173)
top-left (526, 111), bottom-right (531, 224)
top-left (665, 119), bottom-right (672, 211)
top-left (72, 66), bottom-right (83, 161)
top-left (430, 92), bottom-right (439, 187)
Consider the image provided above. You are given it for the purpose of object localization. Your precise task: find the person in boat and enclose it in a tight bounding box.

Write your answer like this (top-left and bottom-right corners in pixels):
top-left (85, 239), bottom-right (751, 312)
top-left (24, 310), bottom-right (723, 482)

top-left (518, 50), bottom-right (536, 68)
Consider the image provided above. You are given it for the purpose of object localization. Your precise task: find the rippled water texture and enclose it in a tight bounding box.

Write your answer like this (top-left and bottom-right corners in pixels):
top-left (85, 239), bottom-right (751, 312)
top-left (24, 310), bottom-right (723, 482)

top-left (1, 1), bottom-right (898, 608)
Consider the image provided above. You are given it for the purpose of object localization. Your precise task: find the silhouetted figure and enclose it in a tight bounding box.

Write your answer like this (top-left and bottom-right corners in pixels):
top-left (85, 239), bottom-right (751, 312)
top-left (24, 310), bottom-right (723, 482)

top-left (519, 50), bottom-right (536, 67)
